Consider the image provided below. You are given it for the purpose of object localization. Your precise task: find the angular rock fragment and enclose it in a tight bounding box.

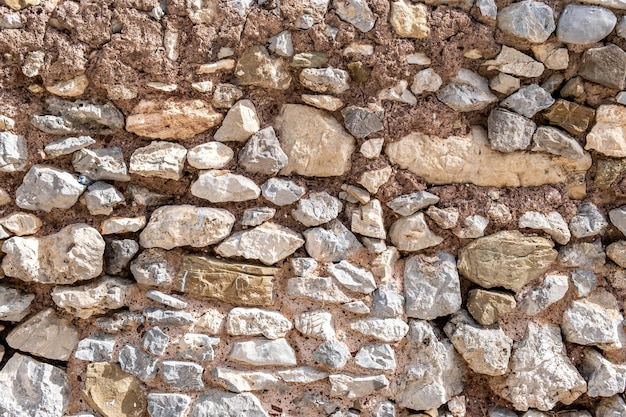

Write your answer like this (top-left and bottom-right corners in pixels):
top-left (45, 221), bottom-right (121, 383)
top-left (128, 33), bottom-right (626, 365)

top-left (214, 367), bottom-right (281, 392)
top-left (72, 147), bottom-right (130, 182)
top-left (129, 141), bottom-right (187, 180)
top-left (161, 361), bottom-right (204, 390)
top-left (454, 214), bottom-right (489, 239)
top-left (355, 344), bottom-right (396, 370)
top-left (241, 207), bottom-right (276, 227)
top-left (371, 284), bottom-right (404, 318)
top-left (118, 344), bottom-right (158, 381)
top-left (334, 0), bottom-right (375, 32)
top-left (261, 178), bottom-right (305, 206)
top-left (559, 240), bottom-right (606, 271)
top-left (0, 212), bottom-right (41, 236)
top-left (578, 44), bottom-right (626, 90)
top-left (191, 170), bottom-right (260, 202)
top-left (0, 131), bottom-right (27, 172)
top-left (292, 192), bottom-right (342, 227)
top-left (302, 94), bottom-right (344, 111)
top-left (291, 51), bottom-right (329, 68)
top-left (389, 0), bottom-right (429, 38)
top-left (314, 339), bottom-right (351, 369)
top-left (235, 46), bottom-right (291, 90)
top-left (214, 99), bottom-right (260, 142)
top-left (31, 98), bottom-right (124, 136)
top-left (532, 127), bottom-right (585, 159)
top-left (304, 220), bottom-right (363, 262)
top-left (341, 106), bottom-right (383, 138)
top-left (74, 334), bottom-right (116, 362)
top-left (294, 310), bottom-right (336, 340)
top-left (187, 142), bottom-right (234, 169)
top-left (437, 69), bottom-right (497, 112)
top-left (490, 73), bottom-right (520, 95)
top-left (488, 108), bottom-right (536, 152)
top-left (585, 105), bottom-right (626, 157)
top-left (426, 206), bottom-right (460, 229)
top-left (144, 308), bottom-right (196, 326)
top-left (15, 165), bottom-right (86, 212)
top-left (596, 395), bottom-right (626, 417)
top-left (497, 0), bottom-right (555, 43)
top-left (501, 84), bottom-right (554, 118)
top-left (569, 203), bottom-right (608, 238)
top-left (269, 31), bottom-right (294, 57)
top-left (300, 67), bottom-right (351, 94)
top-left (387, 191), bottom-right (439, 216)
top-left (178, 333), bottom-right (219, 362)
top-left (0, 285), bottom-right (34, 322)
top-left (351, 199), bottom-right (386, 239)
top-left (518, 211), bottom-right (570, 245)
top-left (358, 166), bottom-right (392, 194)
top-left (277, 367), bottom-right (328, 383)
top-left (130, 249), bottom-right (176, 286)
top-left (543, 99), bottom-right (595, 136)
top-left (327, 260), bottom-right (376, 294)
top-left (287, 277), bottom-right (351, 303)
top-left (557, 4), bottom-right (617, 44)
top-left (52, 277), bottom-right (135, 319)
top-left (389, 212), bottom-right (443, 251)
top-left (143, 327), bottom-right (169, 356)
top-left (227, 308), bottom-right (293, 340)
top-left (532, 42), bottom-right (569, 70)
top-left (189, 390), bottom-right (269, 417)
top-left (329, 374), bottom-right (389, 398)
top-left (411, 68), bottom-right (443, 95)
top-left (238, 127), bottom-right (288, 175)
top-left (485, 46), bottom-right (545, 78)
top-left (95, 310), bottom-right (145, 333)
top-left (229, 338), bottom-right (297, 366)
top-left (350, 318), bottom-right (409, 342)
top-left (467, 289), bottom-right (516, 326)
top-left (518, 274), bottom-right (568, 316)
top-left (148, 393), bottom-right (192, 417)
top-left (100, 216), bottom-right (146, 235)
top-left (83, 363), bottom-right (146, 417)
top-left (580, 348), bottom-right (626, 397)
top-left (81, 182), bottom-right (124, 216)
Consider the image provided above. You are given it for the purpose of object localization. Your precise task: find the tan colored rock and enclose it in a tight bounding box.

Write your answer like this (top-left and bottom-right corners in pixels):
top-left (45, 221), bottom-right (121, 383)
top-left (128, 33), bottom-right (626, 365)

top-left (351, 199), bottom-right (386, 239)
top-left (129, 141), bottom-right (188, 180)
top-left (358, 166), bottom-right (392, 194)
top-left (2, 223), bottom-right (105, 284)
top-left (585, 105), bottom-right (626, 157)
top-left (83, 362), bottom-right (147, 417)
top-left (389, 212), bottom-right (443, 252)
top-left (390, 0), bottom-right (429, 38)
top-left (214, 99), bottom-right (260, 142)
top-left (385, 126), bottom-right (591, 199)
top-left (0, 212), bottom-right (41, 236)
top-left (175, 255), bottom-right (277, 307)
top-left (458, 231), bottom-right (558, 292)
top-left (52, 277), bottom-right (135, 319)
top-left (45, 74), bottom-right (89, 97)
top-left (6, 308), bottom-right (78, 361)
top-left (100, 216), bottom-right (146, 235)
top-left (467, 289), bottom-right (517, 326)
top-left (277, 104), bottom-right (355, 177)
top-left (0, 188), bottom-right (11, 206)
top-left (2, 0), bottom-right (39, 11)
top-left (125, 99), bottom-right (222, 140)
top-left (301, 94), bottom-right (344, 111)
top-left (485, 46), bottom-right (545, 78)
top-left (235, 45), bottom-right (291, 90)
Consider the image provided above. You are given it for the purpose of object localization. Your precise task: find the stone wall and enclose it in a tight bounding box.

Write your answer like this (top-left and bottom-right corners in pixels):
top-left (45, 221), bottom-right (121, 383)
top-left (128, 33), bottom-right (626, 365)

top-left (1, 0), bottom-right (626, 416)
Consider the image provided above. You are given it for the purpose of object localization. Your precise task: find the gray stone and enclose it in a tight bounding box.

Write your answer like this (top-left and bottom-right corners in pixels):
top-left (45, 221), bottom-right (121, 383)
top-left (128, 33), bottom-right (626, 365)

top-left (486, 46), bottom-right (545, 78)
top-left (304, 219), bottom-right (363, 262)
top-left (178, 333), bottom-right (219, 362)
top-left (6, 308), bottom-right (78, 361)
top-left (214, 99), bottom-right (260, 143)
top-left (189, 390), bottom-right (269, 417)
top-left (44, 136), bottom-right (95, 158)
top-left (0, 131), bottom-right (27, 172)
top-left (329, 374), bottom-right (389, 398)
top-left (300, 67), bottom-right (351, 94)
top-left (74, 333), bottom-right (116, 362)
top-left (327, 260), bottom-right (376, 294)
top-left (130, 248), bottom-right (176, 286)
top-left (333, 0), bottom-right (375, 32)
top-left (287, 277), bottom-right (351, 303)
top-left (411, 68), bottom-right (443, 95)
top-left (72, 147), bottom-right (130, 182)
top-left (454, 214), bottom-right (489, 239)
top-left (476, 0), bottom-right (497, 20)
top-left (497, 0), bottom-right (555, 43)
top-left (143, 327), bottom-right (169, 356)
top-left (235, 46), bottom-right (291, 90)
top-left (147, 393), bottom-right (192, 417)
top-left (147, 290), bottom-right (187, 309)
top-left (0, 353), bottom-right (70, 417)
top-left (387, 191), bottom-right (439, 216)
top-left (293, 192), bottom-right (342, 227)
top-left (501, 84), bottom-right (555, 118)
top-left (488, 108), bottom-right (536, 153)
top-left (519, 274), bottom-right (568, 316)
top-left (569, 203), bottom-right (608, 238)
top-left (389, 212), bottom-right (443, 251)
top-left (372, 284), bottom-right (404, 318)
top-left (105, 239), bottom-right (139, 276)
top-left (261, 178), bottom-right (305, 206)
top-left (532, 127), bottom-right (585, 159)
top-left (52, 277), bottom-right (134, 319)
top-left (405, 252), bottom-right (462, 320)
top-left (241, 207), bottom-right (276, 227)
top-left (269, 30), bottom-right (294, 57)
top-left (314, 339), bottom-right (351, 369)
top-left (119, 343), bottom-right (158, 381)
top-left (580, 348), bottom-right (626, 397)
top-left (226, 308), bottom-right (293, 339)
top-left (229, 338), bottom-right (297, 366)
top-left (292, 257), bottom-right (319, 276)
top-left (191, 170), bottom-right (260, 202)
top-left (212, 83), bottom-right (244, 109)
top-left (437, 69), bottom-right (497, 112)
top-left (145, 308), bottom-right (196, 326)
top-left (127, 184), bottom-right (171, 207)
top-left (559, 240), bottom-right (606, 271)
top-left (494, 322), bottom-right (586, 411)
top-left (350, 318), bottom-right (409, 342)
top-left (596, 395), bottom-right (626, 417)
top-left (341, 106), bottom-right (383, 138)
top-left (294, 310), bottom-right (336, 340)
top-left (129, 141), bottom-right (187, 180)
top-left (31, 98), bottom-right (124, 136)
top-left (354, 344), bottom-right (396, 370)
top-left (618, 16), bottom-right (626, 38)
top-left (238, 127), bottom-right (288, 175)
top-left (81, 181), bottom-right (124, 216)
top-left (609, 240), bottom-right (626, 267)
top-left (95, 310), bottom-right (144, 333)
top-left (426, 206), bottom-right (460, 229)
top-left (0, 285), bottom-right (34, 322)
top-left (444, 311), bottom-right (512, 376)
top-left (15, 165), bottom-right (85, 212)
top-left (557, 5), bottom-right (617, 44)
top-left (161, 361), bottom-right (204, 390)
top-left (351, 199), bottom-right (386, 239)
top-left (277, 367), bottom-right (328, 383)
top-left (609, 206), bottom-right (626, 236)
top-left (187, 142), bottom-right (234, 169)
top-left (213, 368), bottom-right (280, 392)
top-left (579, 44), bottom-right (626, 90)
top-left (571, 269), bottom-right (597, 297)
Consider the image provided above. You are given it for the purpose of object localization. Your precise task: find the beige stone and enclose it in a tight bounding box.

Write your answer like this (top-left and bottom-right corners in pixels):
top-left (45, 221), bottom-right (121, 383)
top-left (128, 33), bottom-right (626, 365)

top-left (351, 199), bottom-right (386, 239)
top-left (467, 289), bottom-right (517, 326)
top-left (301, 94), bottom-right (344, 111)
top-left (389, 212), bottom-right (444, 252)
top-left (485, 46), bottom-right (545, 78)
top-left (277, 104), bottom-right (355, 177)
top-left (457, 231), bottom-right (558, 292)
top-left (2, 0), bottom-right (39, 11)
top-left (83, 363), bottom-right (147, 417)
top-left (214, 99), bottom-right (260, 142)
top-left (45, 74), bottom-right (89, 97)
top-left (385, 127), bottom-right (591, 199)
top-left (0, 212), bottom-right (41, 236)
top-left (100, 216), bottom-right (146, 235)
top-left (531, 43), bottom-right (569, 70)
top-left (52, 277), bottom-right (135, 319)
top-left (585, 105), bottom-right (626, 157)
top-left (235, 45), bottom-right (291, 90)
top-left (358, 166), bottom-right (392, 194)
top-left (125, 99), bottom-right (222, 140)
top-left (390, 0), bottom-right (430, 38)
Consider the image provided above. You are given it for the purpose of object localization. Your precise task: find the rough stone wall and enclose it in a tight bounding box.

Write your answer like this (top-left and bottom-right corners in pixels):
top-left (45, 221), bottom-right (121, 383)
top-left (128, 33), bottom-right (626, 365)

top-left (1, 0), bottom-right (626, 416)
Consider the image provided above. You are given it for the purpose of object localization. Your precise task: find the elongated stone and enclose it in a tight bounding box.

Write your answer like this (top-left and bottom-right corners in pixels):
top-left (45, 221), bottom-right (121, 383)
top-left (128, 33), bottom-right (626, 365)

top-left (557, 4), bottom-right (617, 44)
top-left (52, 277), bottom-right (135, 319)
top-left (329, 374), bottom-right (389, 398)
top-left (191, 170), bottom-right (260, 203)
top-left (287, 277), bottom-right (351, 303)
top-left (189, 390), bottom-right (269, 417)
top-left (226, 308), bottom-right (293, 339)
top-left (350, 318), bottom-right (409, 342)
top-left (578, 44), bottom-right (626, 90)
top-left (15, 165), bottom-right (86, 212)
top-left (585, 105), bottom-right (626, 157)
top-left (229, 338), bottom-right (297, 366)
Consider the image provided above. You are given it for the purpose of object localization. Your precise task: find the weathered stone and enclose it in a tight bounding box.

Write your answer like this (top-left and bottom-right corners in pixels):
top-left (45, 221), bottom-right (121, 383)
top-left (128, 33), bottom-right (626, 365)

top-left (187, 142), bottom-right (234, 169)
top-left (585, 105), bottom-right (626, 157)
top-left (302, 94), bottom-right (344, 111)
top-left (129, 249), bottom-right (175, 287)
top-left (216, 222), bottom-right (304, 265)
top-left (543, 99), bottom-right (595, 136)
top-left (227, 308), bottom-right (292, 340)
top-left (454, 214), bottom-right (489, 239)
top-left (294, 310), bottom-right (336, 340)
top-left (333, 0), bottom-right (375, 32)
top-left (518, 211), bottom-right (570, 245)
top-left (571, 269), bottom-right (597, 298)
top-left (240, 207), bottom-right (276, 227)
top-left (277, 104), bottom-right (355, 177)
top-left (235, 46), bottom-right (291, 90)
top-left (467, 289), bottom-right (516, 326)
top-left (177, 333), bottom-right (219, 362)
top-left (490, 73), bottom-right (520, 95)
top-left (45, 74), bottom-right (89, 97)
top-left (129, 141), bottom-right (187, 180)
top-left (212, 83), bottom-right (244, 109)
top-left (560, 77), bottom-right (586, 99)
top-left (532, 42), bottom-right (569, 71)
top-left (291, 52), bottom-right (330, 68)
top-left (559, 239), bottom-right (606, 271)
top-left (341, 106), bottom-right (383, 139)
top-left (485, 46), bottom-right (545, 78)
top-left (7, 308), bottom-right (78, 361)
top-left (437, 69), bottom-right (497, 112)
top-left (292, 192), bottom-right (342, 227)
top-left (214, 368), bottom-right (280, 393)
top-left (351, 199), bottom-right (386, 239)
top-left (126, 99), bottom-right (222, 140)
top-left (144, 308), bottom-right (196, 327)
top-left (147, 393), bottom-right (192, 417)
top-left (426, 206), bottom-right (460, 229)
top-left (0, 188), bottom-right (11, 206)
top-left (557, 5), bottom-right (617, 44)
top-left (458, 231), bottom-right (557, 292)
top-left (444, 311), bottom-right (512, 376)
top-left (355, 344), bottom-right (396, 370)
top-left (95, 310), bottom-right (144, 333)
top-left (84, 363), bottom-right (147, 417)
top-left (72, 147), bottom-right (129, 182)
top-left (389, 212), bottom-right (443, 252)
top-left (378, 79), bottom-right (417, 105)
top-left (300, 67), bottom-right (351, 94)
top-left (189, 390), bottom-right (269, 417)
top-left (327, 260), bottom-right (376, 294)
top-left (287, 277), bottom-right (351, 303)
top-left (0, 131), bottom-right (27, 172)
top-left (532, 126), bottom-right (585, 160)
top-left (269, 30), bottom-right (293, 57)
top-left (143, 327), bottom-right (169, 356)
top-left (2, 223), bottom-right (104, 284)
top-left (303, 220), bottom-right (363, 262)
top-left (389, 0), bottom-right (428, 38)
top-left (31, 98), bottom-right (124, 136)
top-left (74, 333), bottom-right (116, 362)
top-left (411, 68), bottom-right (443, 95)
top-left (314, 339), bottom-right (351, 369)
top-left (238, 127), bottom-right (288, 175)
top-left (0, 353), bottom-right (70, 417)
top-left (161, 361), bottom-right (204, 390)
top-left (579, 44), bottom-right (626, 90)
top-left (191, 170), bottom-right (260, 203)
top-left (119, 344), bottom-right (158, 381)
top-left (15, 165), bottom-right (86, 212)
top-left (371, 284), bottom-right (404, 318)
top-left (195, 309), bottom-right (225, 334)
top-left (100, 216), bottom-right (146, 235)
top-left (501, 84), bottom-right (555, 118)
top-left (3, 0), bottom-right (39, 11)
top-left (127, 184), bottom-right (171, 207)
top-left (488, 108), bottom-right (536, 153)
top-left (497, 1), bottom-right (555, 43)
top-left (229, 338), bottom-right (297, 366)
top-left (0, 285), bottom-right (34, 322)
top-left (350, 318), bottom-right (409, 342)
top-left (569, 203), bottom-right (608, 238)
top-left (175, 255), bottom-right (277, 307)
top-left (277, 367), bottom-right (328, 383)
top-left (291, 257), bottom-right (318, 276)
top-left (400, 320), bottom-right (466, 410)
top-left (261, 178), bottom-right (305, 206)
top-left (492, 322), bottom-right (586, 411)
top-left (214, 99), bottom-right (260, 143)
top-left (80, 182), bottom-right (124, 216)
top-left (518, 274), bottom-right (568, 316)
top-left (580, 348), bottom-right (626, 398)
top-left (359, 166), bottom-right (392, 194)
top-left (140, 205), bottom-right (235, 250)
top-left (0, 212), bottom-right (41, 236)
top-left (52, 276), bottom-right (133, 319)
top-left (404, 252), bottom-right (461, 320)
top-left (596, 395), bottom-right (626, 417)
top-left (329, 374), bottom-right (389, 398)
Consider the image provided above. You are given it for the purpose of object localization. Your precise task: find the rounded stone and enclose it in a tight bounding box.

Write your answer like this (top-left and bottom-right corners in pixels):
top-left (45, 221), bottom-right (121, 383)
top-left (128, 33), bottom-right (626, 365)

top-left (557, 5), bottom-right (617, 45)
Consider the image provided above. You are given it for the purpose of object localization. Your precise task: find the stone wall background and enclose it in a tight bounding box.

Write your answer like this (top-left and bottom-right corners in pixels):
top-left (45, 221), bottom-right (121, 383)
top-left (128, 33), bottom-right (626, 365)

top-left (1, 0), bottom-right (626, 416)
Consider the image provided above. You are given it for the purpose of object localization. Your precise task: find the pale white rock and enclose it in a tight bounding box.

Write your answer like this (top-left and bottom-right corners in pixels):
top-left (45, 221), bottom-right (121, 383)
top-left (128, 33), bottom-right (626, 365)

top-left (569, 202), bottom-right (608, 238)
top-left (350, 318), bottom-right (409, 342)
top-left (241, 207), bottom-right (276, 227)
top-left (197, 59), bottom-right (236, 74)
top-left (617, 91), bottom-right (626, 104)
top-left (476, 0), bottom-right (497, 21)
top-left (389, 0), bottom-right (429, 38)
top-left (378, 80), bottom-right (417, 105)
top-left (303, 219), bottom-right (363, 262)
top-left (160, 360), bottom-right (204, 390)
top-left (389, 212), bottom-right (444, 252)
top-left (610, 206), bottom-right (626, 236)
top-left (287, 277), bottom-right (351, 302)
top-left (596, 395), bottom-right (626, 417)
top-left (129, 141), bottom-right (187, 180)
top-left (147, 393), bottom-right (192, 417)
top-left (0, 212), bottom-right (41, 236)
top-left (343, 300), bottom-right (371, 314)
top-left (405, 252), bottom-right (462, 320)
top-left (191, 170), bottom-right (260, 202)
top-left (229, 338), bottom-right (297, 366)
top-left (0, 353), bottom-right (70, 417)
top-left (213, 368), bottom-right (281, 393)
top-left (464, 49), bottom-right (483, 59)
top-left (22, 50), bottom-right (44, 78)
top-left (314, 339), bottom-right (351, 368)
top-left (342, 184), bottom-right (371, 204)
top-left (343, 42), bottom-right (374, 55)
top-left (52, 277), bottom-right (135, 319)
top-left (496, 0), bottom-right (556, 43)
top-left (0, 12), bottom-right (22, 29)
top-left (426, 206), bottom-right (459, 229)
top-left (354, 344), bottom-right (397, 370)
top-left (292, 192), bottom-right (342, 227)
top-left (2, 223), bottom-right (104, 284)
top-left (532, 126), bottom-right (585, 159)
top-left (106, 84), bottom-right (137, 100)
top-left (437, 69), bottom-right (498, 112)
top-left (214, 99), bottom-right (260, 143)
top-left (358, 166), bottom-right (392, 194)
top-left (557, 5), bottom-right (617, 45)
top-left (329, 374), bottom-right (389, 398)
top-left (227, 308), bottom-right (293, 340)
top-left (216, 222), bottom-right (304, 265)
top-left (559, 239), bottom-right (606, 271)
top-left (6, 308), bottom-right (78, 361)
top-left (277, 367), bottom-right (328, 383)
top-left (0, 115), bottom-right (15, 131)
top-left (333, 0), bottom-right (376, 32)
top-left (72, 148), bottom-right (130, 182)
top-left (580, 348), bottom-right (626, 397)
top-left (454, 215), bottom-right (489, 239)
top-left (327, 260), bottom-right (377, 294)
top-left (139, 205), bottom-right (235, 250)
top-left (407, 52), bottom-right (431, 65)
top-left (294, 310), bottom-right (336, 340)
top-left (187, 142), bottom-right (234, 169)
top-left (490, 73), bottom-right (520, 95)
top-left (411, 68), bottom-right (443, 95)
top-left (532, 43), bottom-right (569, 70)
top-left (81, 181), bottom-right (125, 216)
top-left (301, 94), bottom-right (344, 111)
top-left (609, 241), bottom-right (626, 270)
top-left (196, 309), bottom-right (225, 334)
top-left (291, 257), bottom-right (318, 276)
top-left (212, 83), bottom-right (243, 109)
top-left (278, 104), bottom-right (355, 177)
top-left (571, 269), bottom-right (597, 298)
top-left (351, 199), bottom-right (386, 239)
top-left (147, 290), bottom-right (187, 309)
top-left (444, 311), bottom-right (512, 376)
top-left (189, 390), bottom-right (269, 417)
top-left (488, 108), bottom-right (536, 153)
top-left (44, 136), bottom-right (95, 158)
top-left (493, 322), bottom-right (587, 411)
top-left (269, 30), bottom-right (294, 57)
top-left (360, 138), bottom-right (384, 159)
top-left (46, 74), bottom-right (89, 97)
top-left (399, 320), bottom-right (466, 410)
top-left (164, 29), bottom-right (180, 61)
top-left (518, 211), bottom-right (571, 244)
top-left (585, 105), bottom-right (626, 158)
top-left (518, 274), bottom-right (569, 316)
top-left (100, 216), bottom-right (146, 235)
top-left (262, 178), bottom-right (305, 206)
top-left (573, 0), bottom-right (626, 9)
top-left (0, 285), bottom-right (34, 322)
top-left (74, 334), bottom-right (116, 362)
top-left (0, 132), bottom-right (27, 172)
top-left (300, 67), bottom-right (351, 94)
top-left (485, 46), bottom-right (545, 78)
top-left (190, 81), bottom-right (213, 93)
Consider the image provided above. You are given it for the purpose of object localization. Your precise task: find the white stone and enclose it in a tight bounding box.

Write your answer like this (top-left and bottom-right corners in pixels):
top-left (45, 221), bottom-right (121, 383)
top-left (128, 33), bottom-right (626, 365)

top-left (46, 74), bottom-right (89, 97)
top-left (532, 126), bottom-right (585, 159)
top-left (261, 178), bottom-right (305, 206)
top-left (187, 142), bottom-right (234, 169)
top-left (497, 0), bottom-right (556, 43)
top-left (411, 68), bottom-right (443, 95)
top-left (333, 0), bottom-right (375, 32)
top-left (350, 318), bottom-right (409, 342)
top-left (214, 368), bottom-right (281, 393)
top-left (490, 73), bottom-right (520, 95)
top-left (269, 30), bottom-right (294, 57)
top-left (454, 215), bottom-right (489, 239)
top-left (557, 5), bottom-right (617, 45)
top-left (518, 274), bottom-right (568, 316)
top-left (569, 202), bottom-right (608, 238)
top-left (191, 170), bottom-right (260, 202)
top-left (426, 206), bottom-right (459, 229)
top-left (15, 165), bottom-right (85, 212)
top-left (287, 277), bottom-right (351, 303)
top-left (277, 367), bottom-right (328, 383)
top-left (329, 374), bottom-right (389, 398)
top-left (354, 344), bottom-right (397, 370)
top-left (580, 348), bottom-right (626, 397)
top-left (44, 136), bottom-right (95, 158)
top-left (0, 212), bottom-right (41, 236)
top-left (52, 277), bottom-right (135, 319)
top-left (327, 260), bottom-right (377, 294)
top-left (485, 46), bottom-right (545, 78)
top-left (0, 132), bottom-right (27, 172)
top-left (294, 310), bottom-right (336, 340)
top-left (585, 105), bottom-right (626, 158)
top-left (81, 182), bottom-right (125, 216)
top-left (100, 216), bottom-right (146, 235)
top-left (300, 67), bottom-right (351, 94)
top-left (437, 69), bottom-right (497, 112)
top-left (351, 199), bottom-right (386, 239)
top-left (360, 138), bottom-right (384, 159)
top-left (292, 192), bottom-right (342, 227)
top-left (407, 52), bottom-right (431, 65)
top-left (227, 308), bottom-right (293, 339)
top-left (301, 94), bottom-right (344, 111)
top-left (358, 166), bottom-right (392, 194)
top-left (389, 212), bottom-right (443, 251)
top-left (197, 59), bottom-right (236, 74)
top-left (378, 80), bottom-right (417, 105)
top-left (0, 285), bottom-right (34, 322)
top-left (129, 141), bottom-right (187, 180)
top-left (303, 220), bottom-right (363, 262)
top-left (531, 43), bottom-right (569, 70)
top-left (214, 99), bottom-right (260, 142)
top-left (229, 338), bottom-right (297, 366)
top-left (519, 211), bottom-right (571, 245)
